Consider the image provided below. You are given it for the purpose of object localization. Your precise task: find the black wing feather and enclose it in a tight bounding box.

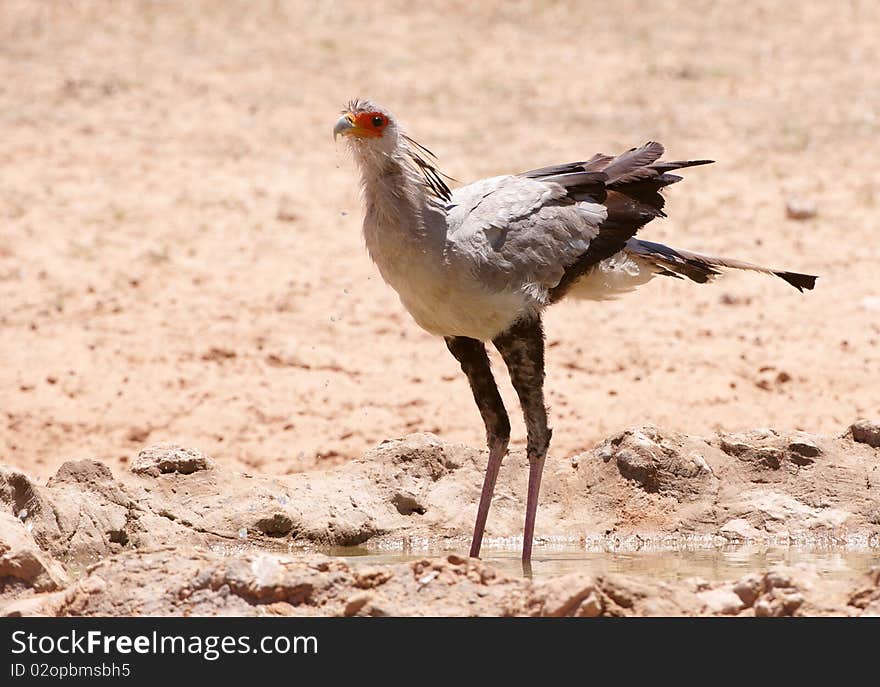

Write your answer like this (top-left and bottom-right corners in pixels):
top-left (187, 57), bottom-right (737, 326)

top-left (522, 143), bottom-right (715, 302)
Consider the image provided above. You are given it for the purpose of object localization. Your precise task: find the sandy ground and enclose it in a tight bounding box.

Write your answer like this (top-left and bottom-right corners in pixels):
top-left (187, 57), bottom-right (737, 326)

top-left (2, 1), bottom-right (879, 482)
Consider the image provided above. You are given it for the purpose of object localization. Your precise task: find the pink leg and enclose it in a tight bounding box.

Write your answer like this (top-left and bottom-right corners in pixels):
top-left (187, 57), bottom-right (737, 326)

top-left (492, 317), bottom-right (551, 565)
top-left (444, 335), bottom-right (511, 561)
top-left (521, 454), bottom-right (546, 562)
top-left (469, 439), bottom-right (507, 558)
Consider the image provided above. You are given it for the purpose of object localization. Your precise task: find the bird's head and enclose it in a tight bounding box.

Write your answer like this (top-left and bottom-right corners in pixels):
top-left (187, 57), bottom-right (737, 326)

top-left (333, 99), bottom-right (400, 157)
top-left (334, 98), bottom-right (453, 200)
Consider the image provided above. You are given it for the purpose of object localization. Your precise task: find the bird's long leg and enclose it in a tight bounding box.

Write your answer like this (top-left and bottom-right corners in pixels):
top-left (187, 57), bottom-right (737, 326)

top-left (445, 336), bottom-right (511, 559)
top-left (493, 317), bottom-right (551, 563)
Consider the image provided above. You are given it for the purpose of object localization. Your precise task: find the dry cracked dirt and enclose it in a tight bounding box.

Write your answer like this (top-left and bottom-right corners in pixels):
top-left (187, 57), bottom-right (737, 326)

top-left (2, 421), bottom-right (879, 617)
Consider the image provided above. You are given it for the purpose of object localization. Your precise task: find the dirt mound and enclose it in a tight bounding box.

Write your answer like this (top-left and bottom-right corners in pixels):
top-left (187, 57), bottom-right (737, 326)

top-left (1, 421), bottom-right (878, 616)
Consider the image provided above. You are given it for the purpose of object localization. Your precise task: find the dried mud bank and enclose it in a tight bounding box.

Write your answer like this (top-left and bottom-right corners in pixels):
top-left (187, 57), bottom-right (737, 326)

top-left (1, 421), bottom-right (879, 616)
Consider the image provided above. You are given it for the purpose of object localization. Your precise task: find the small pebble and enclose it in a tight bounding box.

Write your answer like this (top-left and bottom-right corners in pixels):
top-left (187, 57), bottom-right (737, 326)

top-left (785, 198), bottom-right (817, 220)
top-left (418, 571), bottom-right (438, 586)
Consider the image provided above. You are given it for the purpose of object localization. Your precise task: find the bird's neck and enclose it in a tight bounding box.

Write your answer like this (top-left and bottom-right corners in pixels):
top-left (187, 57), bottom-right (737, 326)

top-left (358, 151), bottom-right (442, 246)
top-left (356, 151), bottom-right (447, 293)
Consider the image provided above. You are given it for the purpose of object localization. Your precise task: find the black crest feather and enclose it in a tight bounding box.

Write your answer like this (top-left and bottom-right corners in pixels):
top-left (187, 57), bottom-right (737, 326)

top-left (402, 134), bottom-right (454, 202)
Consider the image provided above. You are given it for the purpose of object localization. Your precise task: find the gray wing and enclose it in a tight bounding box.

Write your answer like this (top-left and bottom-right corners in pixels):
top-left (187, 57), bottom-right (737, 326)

top-left (442, 142), bottom-right (714, 303)
top-left (445, 174), bottom-right (607, 301)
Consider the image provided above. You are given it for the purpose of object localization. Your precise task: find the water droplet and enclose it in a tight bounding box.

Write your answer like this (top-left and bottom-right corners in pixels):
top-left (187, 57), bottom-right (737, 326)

top-left (18, 509), bottom-right (28, 520)
top-left (238, 528), bottom-right (248, 540)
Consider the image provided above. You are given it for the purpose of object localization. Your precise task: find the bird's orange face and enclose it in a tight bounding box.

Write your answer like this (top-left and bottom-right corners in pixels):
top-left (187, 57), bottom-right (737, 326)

top-left (334, 109), bottom-right (389, 139)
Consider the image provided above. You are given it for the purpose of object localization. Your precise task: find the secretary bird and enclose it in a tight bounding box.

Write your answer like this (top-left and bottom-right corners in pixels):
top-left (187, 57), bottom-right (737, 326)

top-left (334, 99), bottom-right (816, 563)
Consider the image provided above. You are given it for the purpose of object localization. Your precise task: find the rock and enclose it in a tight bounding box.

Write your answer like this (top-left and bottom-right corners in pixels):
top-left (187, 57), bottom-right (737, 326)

top-left (131, 444), bottom-right (215, 476)
top-left (788, 437), bottom-right (821, 464)
top-left (254, 512), bottom-right (295, 536)
top-left (719, 429), bottom-right (824, 472)
top-left (1, 464), bottom-right (126, 565)
top-left (848, 566), bottom-right (880, 616)
top-left (754, 589), bottom-right (804, 617)
top-left (343, 592), bottom-right (373, 616)
top-left (726, 490), bottom-right (850, 534)
top-left (764, 570), bottom-right (794, 590)
top-left (785, 198), bottom-right (817, 220)
top-left (851, 420), bottom-right (880, 448)
top-left (529, 575), bottom-right (602, 617)
top-left (697, 586), bottom-right (744, 615)
top-left (1, 592), bottom-right (65, 617)
top-left (749, 570), bottom-right (806, 617)
top-left (0, 513), bottom-right (68, 593)
top-left (721, 518), bottom-right (763, 541)
top-left (576, 593), bottom-right (603, 617)
top-left (733, 574), bottom-right (763, 607)
top-left (48, 459), bottom-right (116, 487)
top-left (591, 426), bottom-right (716, 499)
top-left (595, 574), bottom-right (704, 617)
top-left (858, 600), bottom-right (880, 617)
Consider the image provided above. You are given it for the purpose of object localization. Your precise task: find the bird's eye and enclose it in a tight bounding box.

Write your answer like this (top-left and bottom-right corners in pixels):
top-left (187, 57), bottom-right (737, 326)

top-left (371, 116), bottom-right (385, 127)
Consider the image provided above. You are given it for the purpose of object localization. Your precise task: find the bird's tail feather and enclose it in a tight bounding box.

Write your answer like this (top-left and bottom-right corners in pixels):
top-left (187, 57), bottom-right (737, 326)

top-left (626, 238), bottom-right (817, 292)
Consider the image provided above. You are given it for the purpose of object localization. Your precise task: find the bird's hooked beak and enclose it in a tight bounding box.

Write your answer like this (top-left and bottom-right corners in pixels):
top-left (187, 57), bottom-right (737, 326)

top-left (333, 113), bottom-right (358, 140)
